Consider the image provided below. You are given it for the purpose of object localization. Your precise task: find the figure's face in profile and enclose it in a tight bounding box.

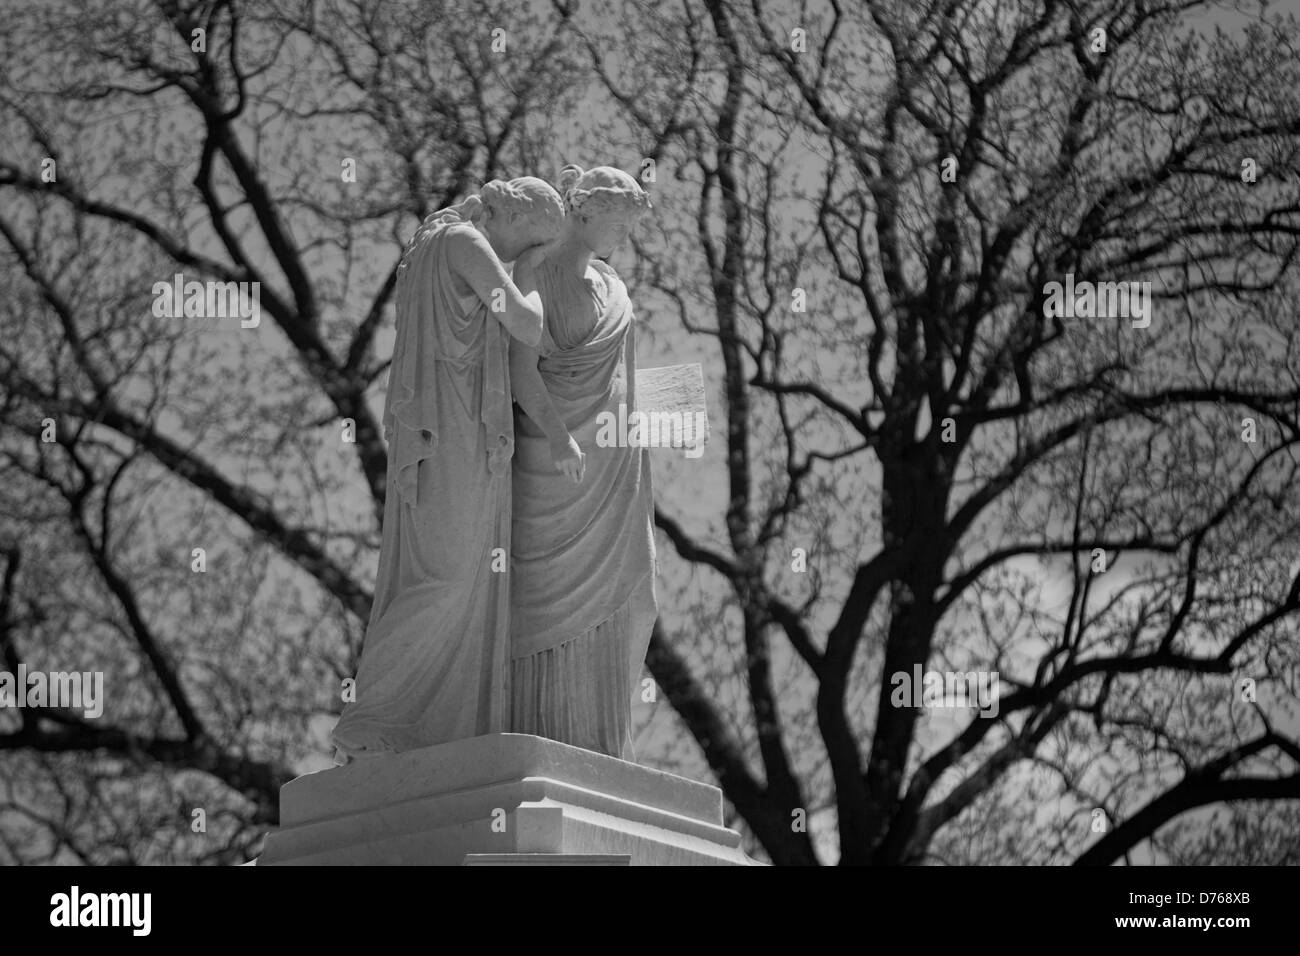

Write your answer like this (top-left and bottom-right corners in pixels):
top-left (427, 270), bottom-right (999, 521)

top-left (579, 208), bottom-right (635, 258)
top-left (489, 208), bottom-right (561, 262)
top-left (521, 212), bottom-right (563, 257)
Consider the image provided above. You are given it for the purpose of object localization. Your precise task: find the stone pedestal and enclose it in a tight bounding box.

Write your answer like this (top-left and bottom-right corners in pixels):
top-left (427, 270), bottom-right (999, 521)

top-left (259, 733), bottom-right (756, 866)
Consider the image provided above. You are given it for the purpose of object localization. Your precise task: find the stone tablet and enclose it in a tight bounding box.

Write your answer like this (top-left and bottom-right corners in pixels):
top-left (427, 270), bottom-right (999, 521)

top-left (633, 363), bottom-right (710, 456)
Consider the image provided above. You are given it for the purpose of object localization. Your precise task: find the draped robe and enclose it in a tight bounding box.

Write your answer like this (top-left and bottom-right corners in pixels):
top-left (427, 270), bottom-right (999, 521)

top-left (331, 211), bottom-right (514, 760)
top-left (509, 258), bottom-right (658, 760)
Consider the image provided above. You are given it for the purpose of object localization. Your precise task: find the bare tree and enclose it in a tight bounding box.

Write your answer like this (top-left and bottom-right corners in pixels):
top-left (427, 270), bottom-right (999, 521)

top-left (1, 0), bottom-right (1298, 865)
top-left (0, 0), bottom-right (582, 863)
top-left (587, 0), bottom-right (1300, 864)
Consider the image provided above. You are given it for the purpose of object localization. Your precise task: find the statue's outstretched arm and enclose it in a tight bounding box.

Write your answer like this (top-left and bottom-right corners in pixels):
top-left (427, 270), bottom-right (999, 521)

top-left (445, 228), bottom-right (544, 347)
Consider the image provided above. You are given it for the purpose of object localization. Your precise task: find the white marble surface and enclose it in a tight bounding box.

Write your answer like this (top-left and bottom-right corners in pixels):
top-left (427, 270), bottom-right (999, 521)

top-left (259, 733), bottom-right (758, 866)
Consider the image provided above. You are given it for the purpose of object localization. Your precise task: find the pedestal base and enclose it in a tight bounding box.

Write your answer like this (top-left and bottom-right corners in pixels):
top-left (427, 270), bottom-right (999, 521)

top-left (259, 733), bottom-right (756, 866)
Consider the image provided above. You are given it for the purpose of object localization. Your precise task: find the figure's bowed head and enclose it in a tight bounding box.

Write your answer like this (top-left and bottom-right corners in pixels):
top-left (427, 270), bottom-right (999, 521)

top-left (475, 177), bottom-right (566, 264)
top-left (555, 164), bottom-right (652, 259)
top-left (445, 177), bottom-right (565, 348)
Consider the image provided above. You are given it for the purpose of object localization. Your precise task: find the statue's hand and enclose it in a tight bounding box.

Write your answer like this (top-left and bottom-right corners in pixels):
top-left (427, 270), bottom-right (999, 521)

top-left (550, 433), bottom-right (586, 484)
top-left (516, 240), bottom-right (553, 273)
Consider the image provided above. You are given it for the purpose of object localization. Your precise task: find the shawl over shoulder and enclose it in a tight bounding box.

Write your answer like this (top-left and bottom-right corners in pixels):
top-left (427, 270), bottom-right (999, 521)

top-left (385, 212), bottom-right (513, 506)
top-left (510, 258), bottom-right (657, 659)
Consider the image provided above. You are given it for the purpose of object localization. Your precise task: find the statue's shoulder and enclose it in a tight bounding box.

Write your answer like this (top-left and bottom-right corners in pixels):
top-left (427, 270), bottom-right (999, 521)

top-left (403, 214), bottom-right (474, 259)
top-left (590, 258), bottom-right (620, 280)
top-left (591, 259), bottom-right (630, 303)
top-left (591, 258), bottom-right (627, 292)
top-left (436, 219), bottom-right (493, 268)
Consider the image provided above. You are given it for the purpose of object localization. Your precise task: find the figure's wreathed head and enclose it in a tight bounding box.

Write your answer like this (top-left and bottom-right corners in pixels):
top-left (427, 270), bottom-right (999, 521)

top-left (556, 165), bottom-right (652, 221)
top-left (468, 176), bottom-right (565, 229)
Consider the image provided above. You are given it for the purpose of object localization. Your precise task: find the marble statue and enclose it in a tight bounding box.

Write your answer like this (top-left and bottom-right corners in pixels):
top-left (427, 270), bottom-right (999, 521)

top-left (263, 173), bottom-right (741, 867)
top-left (507, 164), bottom-right (659, 759)
top-left (331, 178), bottom-right (564, 763)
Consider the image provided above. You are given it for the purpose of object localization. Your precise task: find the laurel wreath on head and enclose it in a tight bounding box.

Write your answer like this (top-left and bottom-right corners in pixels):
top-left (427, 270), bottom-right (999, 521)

top-left (565, 184), bottom-right (653, 217)
top-left (482, 180), bottom-right (566, 225)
